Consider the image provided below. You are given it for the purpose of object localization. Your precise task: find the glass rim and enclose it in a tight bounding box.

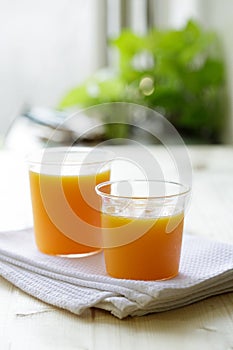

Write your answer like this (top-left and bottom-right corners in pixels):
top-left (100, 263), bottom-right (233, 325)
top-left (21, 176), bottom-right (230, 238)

top-left (95, 179), bottom-right (191, 200)
top-left (26, 146), bottom-right (115, 166)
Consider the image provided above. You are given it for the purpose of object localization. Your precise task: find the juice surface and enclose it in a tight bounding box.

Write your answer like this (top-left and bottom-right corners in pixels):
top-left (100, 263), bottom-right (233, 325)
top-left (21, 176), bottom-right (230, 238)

top-left (29, 169), bottom-right (110, 255)
top-left (102, 212), bottom-right (184, 280)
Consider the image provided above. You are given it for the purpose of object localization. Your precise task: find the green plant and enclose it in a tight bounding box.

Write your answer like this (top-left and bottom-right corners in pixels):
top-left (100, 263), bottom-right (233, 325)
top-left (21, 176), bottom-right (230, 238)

top-left (59, 20), bottom-right (227, 143)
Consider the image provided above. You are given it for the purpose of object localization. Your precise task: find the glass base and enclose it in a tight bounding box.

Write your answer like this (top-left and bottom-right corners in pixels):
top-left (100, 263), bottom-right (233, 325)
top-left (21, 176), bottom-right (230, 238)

top-left (106, 270), bottom-right (179, 281)
top-left (58, 248), bottom-right (102, 258)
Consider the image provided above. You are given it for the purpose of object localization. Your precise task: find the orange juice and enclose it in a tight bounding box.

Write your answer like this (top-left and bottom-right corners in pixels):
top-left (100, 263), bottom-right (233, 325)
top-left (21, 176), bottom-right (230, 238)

top-left (29, 169), bottom-right (110, 255)
top-left (101, 212), bottom-right (184, 280)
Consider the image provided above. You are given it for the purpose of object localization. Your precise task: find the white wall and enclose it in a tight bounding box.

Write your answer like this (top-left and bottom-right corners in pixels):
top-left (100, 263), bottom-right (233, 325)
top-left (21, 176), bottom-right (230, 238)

top-left (154, 0), bottom-right (199, 29)
top-left (0, 0), bottom-right (106, 137)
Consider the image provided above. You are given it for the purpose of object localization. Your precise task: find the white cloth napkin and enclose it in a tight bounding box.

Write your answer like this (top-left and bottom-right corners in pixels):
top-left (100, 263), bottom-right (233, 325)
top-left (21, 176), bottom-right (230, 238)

top-left (0, 229), bottom-right (233, 319)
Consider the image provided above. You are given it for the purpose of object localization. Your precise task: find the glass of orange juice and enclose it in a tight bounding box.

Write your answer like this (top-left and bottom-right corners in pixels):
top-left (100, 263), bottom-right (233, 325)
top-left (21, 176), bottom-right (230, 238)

top-left (28, 147), bottom-right (114, 256)
top-left (96, 180), bottom-right (190, 280)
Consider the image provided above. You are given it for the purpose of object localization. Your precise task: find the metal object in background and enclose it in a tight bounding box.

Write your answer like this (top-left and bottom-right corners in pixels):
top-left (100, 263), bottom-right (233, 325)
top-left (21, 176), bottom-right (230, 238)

top-left (4, 107), bottom-right (105, 151)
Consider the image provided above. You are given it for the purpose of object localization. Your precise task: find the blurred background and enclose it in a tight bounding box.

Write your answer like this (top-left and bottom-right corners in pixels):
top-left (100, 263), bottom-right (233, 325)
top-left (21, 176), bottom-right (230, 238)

top-left (0, 0), bottom-right (233, 149)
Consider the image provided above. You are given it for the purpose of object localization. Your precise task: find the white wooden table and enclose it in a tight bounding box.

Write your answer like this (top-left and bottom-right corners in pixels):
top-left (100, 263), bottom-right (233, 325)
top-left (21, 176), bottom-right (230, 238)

top-left (0, 145), bottom-right (233, 350)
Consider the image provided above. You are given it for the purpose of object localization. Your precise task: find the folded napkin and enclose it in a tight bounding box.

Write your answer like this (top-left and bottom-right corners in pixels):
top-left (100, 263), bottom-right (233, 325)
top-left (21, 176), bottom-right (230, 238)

top-left (0, 229), bottom-right (233, 319)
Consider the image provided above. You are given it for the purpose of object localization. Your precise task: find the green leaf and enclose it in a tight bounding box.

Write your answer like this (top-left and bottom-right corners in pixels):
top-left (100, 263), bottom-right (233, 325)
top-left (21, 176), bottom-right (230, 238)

top-left (59, 19), bottom-right (227, 143)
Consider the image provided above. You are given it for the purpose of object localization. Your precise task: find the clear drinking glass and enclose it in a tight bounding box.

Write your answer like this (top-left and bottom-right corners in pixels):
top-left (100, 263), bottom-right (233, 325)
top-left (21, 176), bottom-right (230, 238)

top-left (96, 180), bottom-right (190, 280)
top-left (28, 147), bottom-right (114, 256)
